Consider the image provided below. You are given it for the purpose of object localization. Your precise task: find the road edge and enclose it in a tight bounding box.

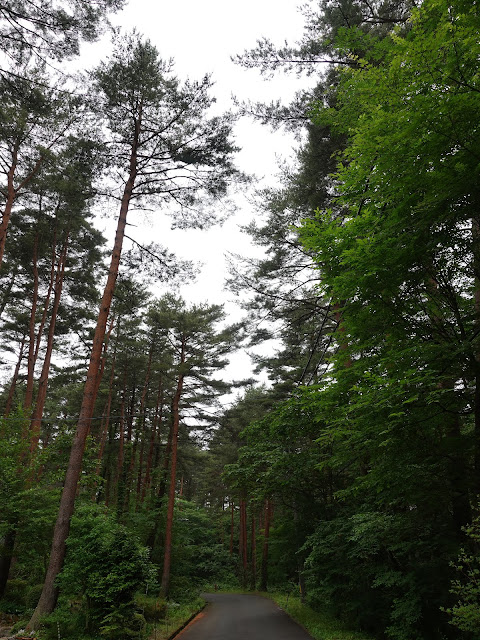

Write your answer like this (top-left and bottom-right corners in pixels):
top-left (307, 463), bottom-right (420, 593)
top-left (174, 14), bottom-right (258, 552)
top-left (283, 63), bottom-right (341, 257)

top-left (166, 601), bottom-right (208, 640)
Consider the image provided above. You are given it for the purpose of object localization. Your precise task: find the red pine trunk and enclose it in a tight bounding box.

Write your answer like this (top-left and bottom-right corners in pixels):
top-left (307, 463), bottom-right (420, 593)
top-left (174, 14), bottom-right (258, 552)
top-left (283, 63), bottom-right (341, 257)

top-left (260, 499), bottom-right (271, 592)
top-left (0, 144), bottom-right (18, 268)
top-left (29, 234), bottom-right (69, 453)
top-left (94, 341), bottom-right (117, 482)
top-left (24, 233), bottom-right (40, 411)
top-left (33, 228), bottom-right (58, 366)
top-left (239, 498), bottom-right (248, 588)
top-left (4, 335), bottom-right (26, 417)
top-left (116, 370), bottom-right (128, 502)
top-left (141, 378), bottom-right (163, 501)
top-left (474, 219), bottom-right (480, 492)
top-left (230, 502), bottom-right (234, 555)
top-left (135, 340), bottom-right (154, 505)
top-left (250, 509), bottom-right (256, 591)
top-left (160, 339), bottom-right (186, 597)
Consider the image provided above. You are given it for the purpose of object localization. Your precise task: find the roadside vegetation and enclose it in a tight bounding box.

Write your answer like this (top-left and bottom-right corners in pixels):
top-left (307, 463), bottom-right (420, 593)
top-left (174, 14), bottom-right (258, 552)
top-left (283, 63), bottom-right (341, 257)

top-left (267, 593), bottom-right (374, 640)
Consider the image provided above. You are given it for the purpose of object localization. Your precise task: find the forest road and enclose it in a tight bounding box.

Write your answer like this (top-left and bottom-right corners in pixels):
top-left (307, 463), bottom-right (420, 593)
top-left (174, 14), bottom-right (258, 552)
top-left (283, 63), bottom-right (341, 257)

top-left (174, 593), bottom-right (314, 640)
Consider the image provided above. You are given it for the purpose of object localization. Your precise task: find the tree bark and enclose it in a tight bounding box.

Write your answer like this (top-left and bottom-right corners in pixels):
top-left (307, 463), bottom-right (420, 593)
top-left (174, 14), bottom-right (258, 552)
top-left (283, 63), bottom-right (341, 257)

top-left (249, 508), bottom-right (256, 591)
top-left (230, 501), bottom-right (234, 555)
top-left (145, 413), bottom-right (173, 550)
top-left (115, 369), bottom-right (128, 509)
top-left (24, 233), bottom-right (40, 411)
top-left (0, 139), bottom-right (45, 268)
top-left (425, 268), bottom-right (472, 528)
top-left (141, 377), bottom-right (163, 502)
top-left (93, 336), bottom-right (117, 501)
top-left (4, 334), bottom-right (26, 417)
top-left (473, 217), bottom-right (480, 493)
top-left (33, 227), bottom-right (58, 367)
top-left (29, 233), bottom-right (69, 454)
top-left (0, 528), bottom-right (17, 599)
top-left (135, 338), bottom-right (155, 505)
top-left (260, 498), bottom-right (272, 592)
top-left (239, 498), bottom-right (248, 588)
top-left (293, 501), bottom-right (306, 603)
top-left (160, 338), bottom-right (186, 598)
top-left (122, 379), bottom-right (137, 514)
top-left (0, 265), bottom-right (18, 320)
top-left (0, 142), bottom-right (19, 268)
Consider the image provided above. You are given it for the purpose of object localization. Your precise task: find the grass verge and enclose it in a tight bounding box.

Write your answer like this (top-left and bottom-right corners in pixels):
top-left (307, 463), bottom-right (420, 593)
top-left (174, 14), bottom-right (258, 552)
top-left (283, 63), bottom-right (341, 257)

top-left (259, 592), bottom-right (374, 640)
top-left (148, 597), bottom-right (205, 640)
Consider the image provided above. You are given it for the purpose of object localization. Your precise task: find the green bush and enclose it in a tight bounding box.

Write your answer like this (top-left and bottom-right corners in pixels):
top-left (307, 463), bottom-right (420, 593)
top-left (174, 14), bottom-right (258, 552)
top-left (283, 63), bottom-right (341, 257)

top-left (56, 503), bottom-right (154, 638)
top-left (40, 606), bottom-right (86, 640)
top-left (99, 604), bottom-right (145, 639)
top-left (25, 583), bottom-right (44, 610)
top-left (445, 508), bottom-right (480, 634)
top-left (1, 579), bottom-right (28, 614)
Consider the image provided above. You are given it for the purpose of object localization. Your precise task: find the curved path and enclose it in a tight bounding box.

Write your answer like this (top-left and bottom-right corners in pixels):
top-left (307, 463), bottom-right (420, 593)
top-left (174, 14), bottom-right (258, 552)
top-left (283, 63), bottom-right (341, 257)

top-left (175, 593), bottom-right (314, 640)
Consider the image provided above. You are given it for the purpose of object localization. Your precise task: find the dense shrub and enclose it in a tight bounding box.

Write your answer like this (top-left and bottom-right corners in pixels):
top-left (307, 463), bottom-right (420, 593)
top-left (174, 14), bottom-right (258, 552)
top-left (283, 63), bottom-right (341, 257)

top-left (446, 508), bottom-right (480, 635)
top-left (55, 503), bottom-right (154, 638)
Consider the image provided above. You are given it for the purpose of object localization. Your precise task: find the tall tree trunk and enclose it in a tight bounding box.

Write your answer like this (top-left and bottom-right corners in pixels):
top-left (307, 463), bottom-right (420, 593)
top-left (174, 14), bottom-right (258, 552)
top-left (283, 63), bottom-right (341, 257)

top-left (0, 142), bottom-right (19, 268)
top-left (293, 501), bottom-right (306, 603)
top-left (4, 334), bottom-right (26, 417)
top-left (230, 501), bottom-right (234, 555)
top-left (29, 234), bottom-right (69, 454)
top-left (249, 508), bottom-right (256, 591)
top-left (33, 227), bottom-right (58, 367)
top-left (0, 529), bottom-right (16, 599)
top-left (27, 121), bottom-right (140, 631)
top-left (155, 417), bottom-right (174, 502)
top-left (145, 414), bottom-right (173, 550)
top-left (239, 498), bottom-right (248, 589)
top-left (0, 140), bottom-right (44, 268)
top-left (446, 410), bottom-right (471, 535)
top-left (0, 266), bottom-right (18, 320)
top-left (92, 316), bottom-right (116, 431)
top-left (260, 498), bottom-right (272, 592)
top-left (160, 338), bottom-right (186, 598)
top-left (473, 217), bottom-right (480, 493)
top-left (115, 370), bottom-right (127, 509)
top-left (94, 337), bottom-right (118, 501)
top-left (122, 380), bottom-right (138, 514)
top-left (104, 422), bottom-right (116, 508)
top-left (141, 378), bottom-right (163, 502)
top-left (24, 233), bottom-right (40, 411)
top-left (426, 269), bottom-right (472, 527)
top-left (135, 338), bottom-right (155, 506)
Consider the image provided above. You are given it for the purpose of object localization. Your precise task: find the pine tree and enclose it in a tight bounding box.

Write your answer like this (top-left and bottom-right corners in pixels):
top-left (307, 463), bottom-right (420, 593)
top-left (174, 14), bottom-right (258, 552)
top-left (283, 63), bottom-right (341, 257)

top-left (0, 0), bottom-right (125, 66)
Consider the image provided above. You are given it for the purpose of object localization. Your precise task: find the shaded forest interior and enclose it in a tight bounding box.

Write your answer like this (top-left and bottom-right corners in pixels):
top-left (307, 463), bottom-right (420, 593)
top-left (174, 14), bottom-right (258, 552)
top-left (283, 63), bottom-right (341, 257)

top-left (1, 1), bottom-right (480, 639)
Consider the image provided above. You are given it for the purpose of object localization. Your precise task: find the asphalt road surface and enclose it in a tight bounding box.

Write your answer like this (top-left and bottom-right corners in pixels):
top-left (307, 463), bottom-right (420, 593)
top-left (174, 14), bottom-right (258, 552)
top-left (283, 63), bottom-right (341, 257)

top-left (175, 593), bottom-right (314, 640)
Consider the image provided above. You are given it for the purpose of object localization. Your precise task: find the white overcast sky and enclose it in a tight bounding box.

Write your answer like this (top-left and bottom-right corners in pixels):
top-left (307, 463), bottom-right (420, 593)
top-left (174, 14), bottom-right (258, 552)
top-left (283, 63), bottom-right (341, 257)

top-left (83, 0), bottom-right (314, 389)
